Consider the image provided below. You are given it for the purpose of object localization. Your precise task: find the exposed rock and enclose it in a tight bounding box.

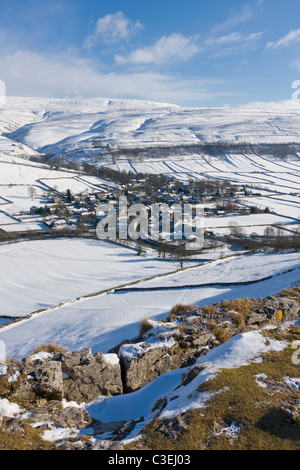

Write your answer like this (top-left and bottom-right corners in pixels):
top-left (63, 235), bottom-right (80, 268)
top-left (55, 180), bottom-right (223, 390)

top-left (280, 398), bottom-right (300, 423)
top-left (119, 343), bottom-right (192, 393)
top-left (33, 361), bottom-right (63, 401)
top-left (5, 417), bottom-right (25, 435)
top-left (257, 378), bottom-right (295, 396)
top-left (153, 413), bottom-right (192, 440)
top-left (1, 349), bottom-right (123, 405)
top-left (91, 419), bottom-right (127, 435)
top-left (61, 349), bottom-right (123, 403)
top-left (116, 293), bottom-right (300, 393)
top-left (249, 296), bottom-right (300, 325)
top-left (52, 406), bottom-right (91, 429)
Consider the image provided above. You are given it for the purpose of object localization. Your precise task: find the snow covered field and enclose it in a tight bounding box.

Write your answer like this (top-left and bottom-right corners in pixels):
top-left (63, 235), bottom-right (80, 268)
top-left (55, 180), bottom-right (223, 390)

top-left (127, 252), bottom-right (300, 289)
top-left (0, 158), bottom-right (116, 232)
top-left (0, 238), bottom-right (179, 318)
top-left (0, 247), bottom-right (299, 359)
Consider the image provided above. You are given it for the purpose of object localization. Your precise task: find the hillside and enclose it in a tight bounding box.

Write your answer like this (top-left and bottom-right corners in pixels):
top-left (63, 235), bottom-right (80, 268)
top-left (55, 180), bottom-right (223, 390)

top-left (4, 97), bottom-right (300, 147)
top-left (0, 287), bottom-right (299, 450)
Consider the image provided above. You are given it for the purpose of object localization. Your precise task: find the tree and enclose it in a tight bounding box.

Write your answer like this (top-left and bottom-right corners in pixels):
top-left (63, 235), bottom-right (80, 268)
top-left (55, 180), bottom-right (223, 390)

top-left (264, 226), bottom-right (275, 239)
top-left (28, 186), bottom-right (37, 200)
top-left (66, 189), bottom-right (73, 203)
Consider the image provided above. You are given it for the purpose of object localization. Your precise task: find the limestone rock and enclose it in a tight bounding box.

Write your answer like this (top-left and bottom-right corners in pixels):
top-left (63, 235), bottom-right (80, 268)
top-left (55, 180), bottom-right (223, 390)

top-left (60, 348), bottom-right (123, 403)
top-left (33, 360), bottom-right (63, 401)
top-left (119, 343), bottom-right (186, 393)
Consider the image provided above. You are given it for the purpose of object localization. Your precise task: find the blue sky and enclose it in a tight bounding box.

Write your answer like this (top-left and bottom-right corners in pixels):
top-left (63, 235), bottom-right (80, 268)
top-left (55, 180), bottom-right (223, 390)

top-left (1, 0), bottom-right (300, 107)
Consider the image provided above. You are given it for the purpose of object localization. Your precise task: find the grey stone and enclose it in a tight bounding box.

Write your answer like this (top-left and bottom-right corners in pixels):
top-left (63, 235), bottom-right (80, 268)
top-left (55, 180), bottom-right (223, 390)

top-left (33, 361), bottom-right (63, 401)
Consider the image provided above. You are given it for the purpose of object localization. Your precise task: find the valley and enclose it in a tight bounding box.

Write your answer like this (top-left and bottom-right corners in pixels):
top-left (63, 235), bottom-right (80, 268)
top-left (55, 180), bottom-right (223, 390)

top-left (0, 96), bottom-right (299, 449)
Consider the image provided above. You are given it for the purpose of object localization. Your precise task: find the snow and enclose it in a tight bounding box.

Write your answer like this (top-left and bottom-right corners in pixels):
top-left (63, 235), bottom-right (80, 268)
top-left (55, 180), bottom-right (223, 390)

top-left (0, 249), bottom-right (299, 360)
top-left (284, 376), bottom-right (300, 390)
top-left (119, 335), bottom-right (177, 360)
top-left (0, 238), bottom-right (178, 317)
top-left (214, 421), bottom-right (242, 443)
top-left (0, 398), bottom-right (23, 417)
top-left (5, 98), bottom-right (300, 155)
top-left (30, 351), bottom-right (53, 361)
top-left (0, 365), bottom-right (7, 375)
top-left (128, 252), bottom-right (300, 289)
top-left (42, 426), bottom-right (85, 442)
top-left (103, 353), bottom-right (119, 366)
top-left (8, 370), bottom-right (20, 383)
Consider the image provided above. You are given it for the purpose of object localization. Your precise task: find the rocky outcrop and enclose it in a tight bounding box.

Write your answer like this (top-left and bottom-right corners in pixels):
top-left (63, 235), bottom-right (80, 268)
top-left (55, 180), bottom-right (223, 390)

top-left (0, 289), bottom-right (299, 449)
top-left (1, 348), bottom-right (122, 405)
top-left (2, 294), bottom-right (299, 403)
top-left (114, 293), bottom-right (300, 393)
top-left (60, 349), bottom-right (123, 402)
top-left (119, 342), bottom-right (191, 394)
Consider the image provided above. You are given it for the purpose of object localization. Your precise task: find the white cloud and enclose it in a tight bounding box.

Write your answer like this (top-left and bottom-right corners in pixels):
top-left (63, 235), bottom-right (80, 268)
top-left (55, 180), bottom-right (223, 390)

top-left (0, 49), bottom-right (236, 106)
top-left (85, 11), bottom-right (143, 47)
top-left (206, 31), bottom-right (263, 47)
top-left (212, 5), bottom-right (254, 33)
top-left (266, 29), bottom-right (300, 49)
top-left (115, 33), bottom-right (200, 65)
top-left (204, 31), bottom-right (264, 57)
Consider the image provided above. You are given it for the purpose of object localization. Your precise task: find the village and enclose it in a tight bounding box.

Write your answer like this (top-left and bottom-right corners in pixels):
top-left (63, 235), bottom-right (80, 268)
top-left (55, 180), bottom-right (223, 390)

top-left (27, 169), bottom-right (265, 240)
top-left (2, 158), bottom-right (297, 256)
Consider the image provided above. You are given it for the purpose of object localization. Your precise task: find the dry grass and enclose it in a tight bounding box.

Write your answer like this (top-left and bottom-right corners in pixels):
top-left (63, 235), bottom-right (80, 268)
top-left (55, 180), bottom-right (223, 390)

top-left (280, 287), bottom-right (300, 304)
top-left (201, 305), bottom-right (217, 316)
top-left (207, 321), bottom-right (231, 344)
top-left (0, 419), bottom-right (54, 450)
top-left (139, 317), bottom-right (154, 337)
top-left (226, 298), bottom-right (253, 327)
top-left (167, 303), bottom-right (197, 321)
top-left (30, 343), bottom-right (67, 356)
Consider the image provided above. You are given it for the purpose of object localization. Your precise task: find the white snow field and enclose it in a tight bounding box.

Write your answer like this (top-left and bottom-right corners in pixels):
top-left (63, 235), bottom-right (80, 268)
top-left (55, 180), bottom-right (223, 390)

top-left (0, 248), bottom-right (299, 359)
top-left (0, 238), bottom-right (179, 318)
top-left (125, 252), bottom-right (300, 289)
top-left (0, 159), bottom-right (115, 210)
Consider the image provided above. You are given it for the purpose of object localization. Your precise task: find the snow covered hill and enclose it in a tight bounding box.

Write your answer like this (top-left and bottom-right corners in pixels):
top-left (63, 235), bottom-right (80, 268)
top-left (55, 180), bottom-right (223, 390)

top-left (2, 97), bottom-right (300, 163)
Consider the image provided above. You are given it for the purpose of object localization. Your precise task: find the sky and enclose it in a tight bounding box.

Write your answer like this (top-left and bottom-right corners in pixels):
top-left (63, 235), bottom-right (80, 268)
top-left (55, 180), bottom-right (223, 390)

top-left (0, 0), bottom-right (300, 107)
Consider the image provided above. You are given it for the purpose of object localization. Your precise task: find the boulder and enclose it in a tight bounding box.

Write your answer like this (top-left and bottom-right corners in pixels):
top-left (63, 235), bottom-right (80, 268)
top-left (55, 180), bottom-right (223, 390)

top-left (52, 406), bottom-right (91, 429)
top-left (252, 296), bottom-right (300, 325)
top-left (119, 343), bottom-right (187, 393)
top-left (60, 348), bottom-right (123, 403)
top-left (33, 360), bottom-right (63, 401)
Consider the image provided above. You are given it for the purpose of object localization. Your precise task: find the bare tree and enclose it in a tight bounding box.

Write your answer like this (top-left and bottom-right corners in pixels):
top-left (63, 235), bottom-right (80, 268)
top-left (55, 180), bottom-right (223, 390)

top-left (28, 186), bottom-right (37, 200)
